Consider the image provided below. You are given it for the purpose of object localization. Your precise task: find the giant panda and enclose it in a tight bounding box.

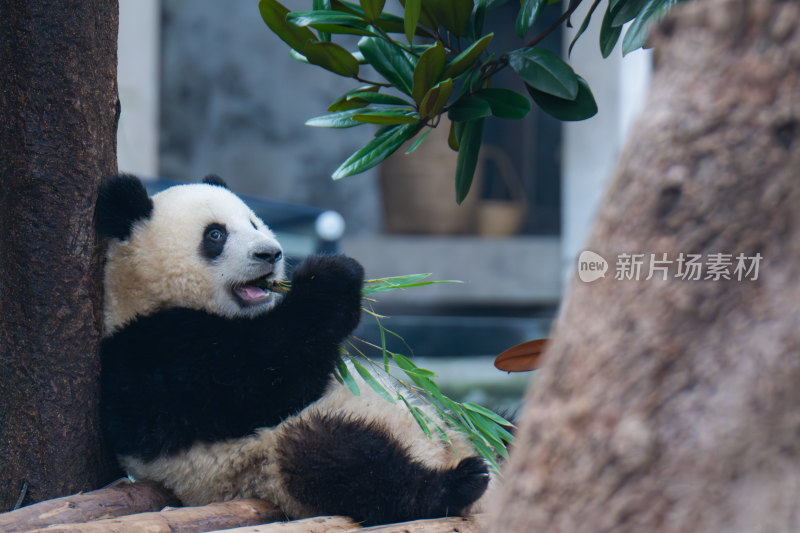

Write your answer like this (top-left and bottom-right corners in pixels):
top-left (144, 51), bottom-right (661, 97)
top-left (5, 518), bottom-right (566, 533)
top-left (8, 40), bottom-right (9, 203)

top-left (95, 174), bottom-right (491, 525)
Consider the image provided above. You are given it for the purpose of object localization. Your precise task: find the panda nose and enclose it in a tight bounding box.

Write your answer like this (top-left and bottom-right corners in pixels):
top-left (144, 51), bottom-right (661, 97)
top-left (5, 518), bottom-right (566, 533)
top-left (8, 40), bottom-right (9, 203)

top-left (253, 247), bottom-right (283, 264)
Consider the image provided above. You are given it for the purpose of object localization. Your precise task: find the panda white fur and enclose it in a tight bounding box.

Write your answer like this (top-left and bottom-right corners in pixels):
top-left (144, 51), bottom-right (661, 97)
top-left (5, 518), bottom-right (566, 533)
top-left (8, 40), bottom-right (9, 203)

top-left (95, 175), bottom-right (491, 525)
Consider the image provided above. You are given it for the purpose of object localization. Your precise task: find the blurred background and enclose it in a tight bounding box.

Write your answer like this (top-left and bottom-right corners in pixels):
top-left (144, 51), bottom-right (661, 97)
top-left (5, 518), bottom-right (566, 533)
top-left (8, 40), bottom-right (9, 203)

top-left (117, 0), bottom-right (651, 414)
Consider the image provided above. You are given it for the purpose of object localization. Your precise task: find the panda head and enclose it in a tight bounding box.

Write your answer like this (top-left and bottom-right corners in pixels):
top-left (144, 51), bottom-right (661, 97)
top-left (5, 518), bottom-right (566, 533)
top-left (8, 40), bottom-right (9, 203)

top-left (96, 174), bottom-right (285, 333)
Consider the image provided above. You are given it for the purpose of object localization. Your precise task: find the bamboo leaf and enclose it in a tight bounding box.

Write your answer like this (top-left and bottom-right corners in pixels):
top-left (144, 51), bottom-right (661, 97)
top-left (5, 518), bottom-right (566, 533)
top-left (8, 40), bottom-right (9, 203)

top-left (454, 118), bottom-right (485, 204)
top-left (332, 123), bottom-right (418, 178)
top-left (336, 357), bottom-right (360, 396)
top-left (258, 0), bottom-right (317, 54)
top-left (462, 401), bottom-right (514, 427)
top-left (508, 46), bottom-right (579, 99)
top-left (349, 356), bottom-right (395, 402)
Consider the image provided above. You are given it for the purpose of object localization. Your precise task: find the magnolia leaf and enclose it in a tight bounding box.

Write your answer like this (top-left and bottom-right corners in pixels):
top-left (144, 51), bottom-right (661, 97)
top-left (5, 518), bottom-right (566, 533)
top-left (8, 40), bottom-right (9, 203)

top-left (332, 123), bottom-right (418, 178)
top-left (412, 41), bottom-right (446, 105)
top-left (508, 46), bottom-right (579, 99)
top-left (358, 37), bottom-right (415, 95)
top-left (419, 78), bottom-right (454, 119)
top-left (454, 118), bottom-right (485, 204)
top-left (304, 41), bottom-right (360, 77)
top-left (515, 0), bottom-right (546, 37)
top-left (442, 33), bottom-right (493, 79)
top-left (526, 75), bottom-right (598, 121)
top-left (474, 88), bottom-right (531, 119)
top-left (258, 0), bottom-right (316, 54)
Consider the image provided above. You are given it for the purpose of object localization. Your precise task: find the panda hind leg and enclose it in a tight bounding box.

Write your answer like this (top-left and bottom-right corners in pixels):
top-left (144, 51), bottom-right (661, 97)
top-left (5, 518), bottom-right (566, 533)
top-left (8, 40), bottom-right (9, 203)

top-left (275, 412), bottom-right (489, 526)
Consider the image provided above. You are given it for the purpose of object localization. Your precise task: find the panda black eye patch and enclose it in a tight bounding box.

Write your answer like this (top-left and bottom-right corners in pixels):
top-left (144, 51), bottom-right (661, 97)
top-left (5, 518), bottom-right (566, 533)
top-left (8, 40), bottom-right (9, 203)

top-left (201, 223), bottom-right (228, 260)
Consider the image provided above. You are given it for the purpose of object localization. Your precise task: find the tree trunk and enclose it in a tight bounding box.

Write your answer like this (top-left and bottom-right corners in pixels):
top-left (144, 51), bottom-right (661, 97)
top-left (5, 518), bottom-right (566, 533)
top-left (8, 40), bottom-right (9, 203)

top-left (488, 0), bottom-right (800, 531)
top-left (0, 0), bottom-right (120, 510)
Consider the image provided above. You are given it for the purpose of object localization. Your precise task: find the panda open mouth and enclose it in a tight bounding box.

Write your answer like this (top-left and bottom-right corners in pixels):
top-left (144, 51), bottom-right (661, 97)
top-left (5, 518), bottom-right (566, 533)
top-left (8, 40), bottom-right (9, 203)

top-left (231, 276), bottom-right (283, 306)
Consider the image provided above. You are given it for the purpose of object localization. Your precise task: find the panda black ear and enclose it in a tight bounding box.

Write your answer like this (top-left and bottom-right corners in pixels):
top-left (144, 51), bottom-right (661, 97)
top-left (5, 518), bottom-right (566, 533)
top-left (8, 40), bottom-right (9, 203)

top-left (95, 174), bottom-right (154, 240)
top-left (202, 175), bottom-right (228, 189)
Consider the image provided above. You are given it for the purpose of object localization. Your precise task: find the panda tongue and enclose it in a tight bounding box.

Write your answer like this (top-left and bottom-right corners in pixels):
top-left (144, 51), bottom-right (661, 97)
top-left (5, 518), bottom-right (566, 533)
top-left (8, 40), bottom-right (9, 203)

top-left (236, 285), bottom-right (270, 303)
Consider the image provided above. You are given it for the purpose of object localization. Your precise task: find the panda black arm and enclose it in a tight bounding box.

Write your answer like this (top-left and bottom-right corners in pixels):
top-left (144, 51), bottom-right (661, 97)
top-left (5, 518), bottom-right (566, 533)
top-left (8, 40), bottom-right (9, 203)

top-left (268, 254), bottom-right (364, 344)
top-left (101, 256), bottom-right (364, 460)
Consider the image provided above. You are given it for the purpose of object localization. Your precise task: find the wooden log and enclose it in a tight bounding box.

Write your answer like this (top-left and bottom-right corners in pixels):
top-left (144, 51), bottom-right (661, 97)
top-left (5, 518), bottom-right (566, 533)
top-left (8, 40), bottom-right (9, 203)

top-left (25, 499), bottom-right (284, 533)
top-left (0, 480), bottom-right (179, 532)
top-left (203, 515), bottom-right (356, 533)
top-left (203, 514), bottom-right (483, 533)
top-left (358, 515), bottom-right (483, 533)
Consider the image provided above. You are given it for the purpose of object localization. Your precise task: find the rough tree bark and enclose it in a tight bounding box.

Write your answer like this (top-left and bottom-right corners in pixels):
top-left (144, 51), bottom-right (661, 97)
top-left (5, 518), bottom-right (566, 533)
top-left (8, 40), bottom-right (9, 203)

top-left (0, 0), bottom-right (120, 510)
top-left (488, 0), bottom-right (800, 531)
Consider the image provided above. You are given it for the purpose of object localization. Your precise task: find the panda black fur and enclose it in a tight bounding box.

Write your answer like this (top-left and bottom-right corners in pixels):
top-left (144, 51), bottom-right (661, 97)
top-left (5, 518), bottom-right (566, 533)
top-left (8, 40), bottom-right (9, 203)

top-left (96, 175), bottom-right (491, 525)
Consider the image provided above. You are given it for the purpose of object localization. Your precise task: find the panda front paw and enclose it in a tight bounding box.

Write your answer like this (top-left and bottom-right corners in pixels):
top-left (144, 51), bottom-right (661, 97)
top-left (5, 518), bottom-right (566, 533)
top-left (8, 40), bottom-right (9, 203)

top-left (291, 254), bottom-right (365, 293)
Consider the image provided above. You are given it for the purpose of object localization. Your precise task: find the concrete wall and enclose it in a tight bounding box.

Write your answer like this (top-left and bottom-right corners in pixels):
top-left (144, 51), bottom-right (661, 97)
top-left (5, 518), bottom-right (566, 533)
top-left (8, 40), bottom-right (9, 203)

top-left (158, 0), bottom-right (381, 235)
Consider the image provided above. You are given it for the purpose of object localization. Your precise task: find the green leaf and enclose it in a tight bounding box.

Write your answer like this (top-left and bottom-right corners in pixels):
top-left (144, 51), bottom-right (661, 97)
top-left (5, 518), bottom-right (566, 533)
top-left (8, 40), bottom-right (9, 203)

top-left (258, 0), bottom-right (317, 54)
top-left (405, 128), bottom-right (432, 154)
top-left (358, 37), bottom-right (415, 95)
top-left (526, 76), bottom-right (598, 121)
top-left (306, 109), bottom-right (366, 128)
top-left (327, 85), bottom-right (378, 111)
top-left (426, 0), bottom-right (473, 36)
top-left (471, 0), bottom-right (487, 39)
top-left (508, 47), bottom-right (579, 99)
top-left (412, 41), bottom-right (447, 105)
top-left (447, 96), bottom-right (491, 122)
top-left (352, 108), bottom-right (420, 125)
top-left (335, 0), bottom-right (435, 37)
top-left (359, 0), bottom-right (386, 20)
top-left (336, 357), bottom-right (360, 396)
top-left (349, 356), bottom-right (395, 402)
top-left (332, 123), bottom-right (418, 178)
top-left (442, 33), bottom-right (493, 79)
top-left (398, 395), bottom-right (432, 438)
top-left (448, 120), bottom-right (459, 151)
top-left (473, 88), bottom-right (530, 119)
top-left (568, 0), bottom-right (602, 56)
top-left (515, 0), bottom-right (546, 38)
top-left (611, 0), bottom-right (650, 27)
top-left (462, 401), bottom-right (514, 426)
top-left (599, 5), bottom-right (623, 58)
top-left (304, 41), bottom-right (360, 77)
top-left (622, 0), bottom-right (676, 56)
top-left (419, 78), bottom-right (454, 119)
top-left (454, 118), bottom-right (484, 204)
top-left (313, 0), bottom-right (332, 41)
top-left (363, 273), bottom-right (460, 294)
top-left (287, 10), bottom-right (367, 28)
top-left (404, 0), bottom-right (421, 43)
top-left (348, 92), bottom-right (413, 106)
